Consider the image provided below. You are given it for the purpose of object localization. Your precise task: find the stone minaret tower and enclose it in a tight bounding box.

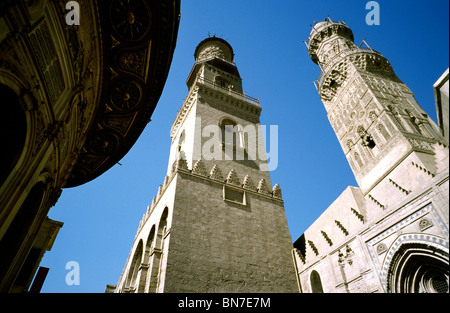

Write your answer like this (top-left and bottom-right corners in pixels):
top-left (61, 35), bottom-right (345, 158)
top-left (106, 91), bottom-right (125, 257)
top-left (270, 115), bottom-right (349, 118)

top-left (111, 37), bottom-right (298, 293)
top-left (307, 19), bottom-right (449, 220)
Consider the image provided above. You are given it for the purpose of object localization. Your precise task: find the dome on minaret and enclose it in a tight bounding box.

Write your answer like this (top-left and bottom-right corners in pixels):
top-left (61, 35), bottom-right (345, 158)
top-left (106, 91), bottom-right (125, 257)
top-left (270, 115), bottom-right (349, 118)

top-left (307, 19), bottom-right (354, 64)
top-left (194, 36), bottom-right (234, 63)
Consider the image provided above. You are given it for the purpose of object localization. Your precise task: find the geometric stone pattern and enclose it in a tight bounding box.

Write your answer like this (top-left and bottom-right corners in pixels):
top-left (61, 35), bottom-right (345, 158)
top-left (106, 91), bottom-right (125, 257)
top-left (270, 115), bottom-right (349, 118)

top-left (293, 19), bottom-right (449, 293)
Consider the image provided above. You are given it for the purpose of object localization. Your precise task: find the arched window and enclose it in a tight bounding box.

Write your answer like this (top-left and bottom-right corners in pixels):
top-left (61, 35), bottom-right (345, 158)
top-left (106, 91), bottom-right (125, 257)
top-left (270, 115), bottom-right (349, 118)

top-left (354, 152), bottom-right (364, 169)
top-left (178, 130), bottom-right (185, 152)
top-left (387, 242), bottom-right (449, 293)
top-left (126, 240), bottom-right (143, 292)
top-left (310, 270), bottom-right (324, 293)
top-left (176, 130), bottom-right (186, 160)
top-left (147, 226), bottom-right (156, 252)
top-left (158, 208), bottom-right (168, 242)
top-left (148, 208), bottom-right (169, 293)
top-left (215, 76), bottom-right (230, 89)
top-left (377, 123), bottom-right (391, 142)
top-left (220, 118), bottom-right (243, 148)
top-left (138, 226), bottom-right (156, 292)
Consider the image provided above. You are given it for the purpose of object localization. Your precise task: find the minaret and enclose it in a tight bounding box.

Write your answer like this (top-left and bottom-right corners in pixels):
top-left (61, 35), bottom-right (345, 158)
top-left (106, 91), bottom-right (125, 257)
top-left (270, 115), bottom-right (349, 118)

top-left (306, 19), bottom-right (449, 218)
top-left (112, 37), bottom-right (298, 293)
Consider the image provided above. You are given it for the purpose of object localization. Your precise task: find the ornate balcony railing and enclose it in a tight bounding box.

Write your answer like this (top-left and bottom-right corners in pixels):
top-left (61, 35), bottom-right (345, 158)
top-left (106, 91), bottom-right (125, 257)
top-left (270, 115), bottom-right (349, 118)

top-left (196, 76), bottom-right (260, 107)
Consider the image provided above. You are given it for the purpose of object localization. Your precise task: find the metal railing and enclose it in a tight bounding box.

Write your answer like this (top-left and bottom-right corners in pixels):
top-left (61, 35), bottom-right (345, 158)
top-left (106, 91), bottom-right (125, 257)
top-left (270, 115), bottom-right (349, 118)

top-left (196, 76), bottom-right (260, 107)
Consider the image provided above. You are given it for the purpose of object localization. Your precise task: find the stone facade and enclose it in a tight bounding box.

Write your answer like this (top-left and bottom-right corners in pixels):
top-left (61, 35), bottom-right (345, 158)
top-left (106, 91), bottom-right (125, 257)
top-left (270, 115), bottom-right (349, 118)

top-left (112, 37), bottom-right (298, 293)
top-left (293, 19), bottom-right (449, 293)
top-left (434, 68), bottom-right (449, 145)
top-left (0, 0), bottom-right (180, 292)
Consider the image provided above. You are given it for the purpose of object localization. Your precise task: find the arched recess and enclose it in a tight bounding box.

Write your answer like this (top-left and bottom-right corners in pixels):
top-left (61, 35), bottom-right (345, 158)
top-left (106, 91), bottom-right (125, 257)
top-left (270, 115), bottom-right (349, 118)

top-left (125, 240), bottom-right (143, 292)
top-left (219, 117), bottom-right (244, 156)
top-left (377, 123), bottom-right (391, 143)
top-left (310, 270), bottom-right (324, 293)
top-left (148, 208), bottom-right (169, 292)
top-left (385, 236), bottom-right (449, 293)
top-left (140, 225), bottom-right (155, 292)
top-left (0, 84), bottom-right (27, 187)
top-left (0, 182), bottom-right (45, 291)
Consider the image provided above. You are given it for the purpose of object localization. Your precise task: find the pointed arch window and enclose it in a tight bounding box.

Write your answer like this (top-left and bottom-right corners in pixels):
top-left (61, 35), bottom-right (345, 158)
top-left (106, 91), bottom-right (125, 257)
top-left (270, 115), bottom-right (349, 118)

top-left (176, 130), bottom-right (186, 161)
top-left (310, 270), bottom-right (324, 293)
top-left (377, 123), bottom-right (391, 142)
top-left (126, 240), bottom-right (143, 292)
top-left (354, 152), bottom-right (364, 169)
top-left (148, 208), bottom-right (169, 293)
top-left (220, 118), bottom-right (243, 148)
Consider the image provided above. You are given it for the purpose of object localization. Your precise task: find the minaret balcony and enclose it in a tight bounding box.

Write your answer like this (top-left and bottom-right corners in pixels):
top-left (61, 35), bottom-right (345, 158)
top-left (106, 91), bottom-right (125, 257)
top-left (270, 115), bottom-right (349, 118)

top-left (314, 46), bottom-right (382, 92)
top-left (196, 76), bottom-right (260, 107)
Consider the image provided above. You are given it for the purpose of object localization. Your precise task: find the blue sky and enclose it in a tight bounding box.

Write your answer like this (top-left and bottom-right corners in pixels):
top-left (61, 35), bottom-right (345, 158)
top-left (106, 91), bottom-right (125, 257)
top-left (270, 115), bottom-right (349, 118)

top-left (40, 0), bottom-right (449, 292)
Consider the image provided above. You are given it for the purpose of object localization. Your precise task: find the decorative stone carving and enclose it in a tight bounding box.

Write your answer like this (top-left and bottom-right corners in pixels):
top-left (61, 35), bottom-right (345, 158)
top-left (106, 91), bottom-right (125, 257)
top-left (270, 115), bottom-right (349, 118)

top-left (335, 220), bottom-right (349, 236)
top-left (272, 184), bottom-right (282, 199)
top-left (27, 19), bottom-right (65, 105)
top-left (110, 0), bottom-right (152, 41)
top-left (118, 49), bottom-right (147, 77)
top-left (293, 248), bottom-right (306, 264)
top-left (368, 194), bottom-right (385, 210)
top-left (196, 41), bottom-right (233, 62)
top-left (110, 79), bottom-right (142, 111)
top-left (226, 169), bottom-right (240, 186)
top-left (163, 175), bottom-right (170, 186)
top-left (407, 138), bottom-right (433, 152)
top-left (103, 115), bottom-right (135, 136)
top-left (419, 218), bottom-right (433, 231)
top-left (87, 130), bottom-right (119, 155)
top-left (350, 208), bottom-right (365, 222)
top-left (376, 243), bottom-right (387, 255)
top-left (388, 178), bottom-right (410, 195)
top-left (209, 164), bottom-right (224, 181)
top-left (308, 240), bottom-right (319, 256)
top-left (192, 160), bottom-right (207, 176)
top-left (242, 175), bottom-right (255, 190)
top-left (257, 179), bottom-right (271, 195)
top-left (321, 230), bottom-right (333, 246)
top-left (369, 111), bottom-right (377, 120)
top-left (172, 158), bottom-right (188, 172)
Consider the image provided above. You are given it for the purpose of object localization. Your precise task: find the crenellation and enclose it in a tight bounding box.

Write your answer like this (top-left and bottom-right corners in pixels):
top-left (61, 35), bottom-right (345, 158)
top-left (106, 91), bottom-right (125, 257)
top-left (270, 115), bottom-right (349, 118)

top-left (115, 36), bottom-right (297, 293)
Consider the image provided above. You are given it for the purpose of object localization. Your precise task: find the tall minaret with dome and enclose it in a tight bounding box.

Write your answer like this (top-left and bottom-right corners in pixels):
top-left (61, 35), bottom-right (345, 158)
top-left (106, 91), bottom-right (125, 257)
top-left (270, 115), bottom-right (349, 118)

top-left (109, 37), bottom-right (298, 293)
top-left (291, 19), bottom-right (448, 294)
top-left (307, 19), bottom-right (448, 217)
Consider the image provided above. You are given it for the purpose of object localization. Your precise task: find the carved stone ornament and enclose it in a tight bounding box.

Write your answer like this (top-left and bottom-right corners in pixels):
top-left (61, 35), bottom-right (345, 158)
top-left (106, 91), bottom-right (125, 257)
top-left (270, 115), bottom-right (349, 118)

top-left (110, 79), bottom-right (142, 111)
top-left (209, 164), bottom-right (224, 181)
top-left (172, 158), bottom-right (188, 172)
top-left (110, 0), bottom-right (152, 41)
top-left (242, 175), bottom-right (255, 190)
top-left (87, 130), bottom-right (119, 155)
top-left (257, 179), bottom-right (271, 195)
top-left (226, 169), bottom-right (240, 186)
top-left (419, 218), bottom-right (433, 231)
top-left (272, 184), bottom-right (282, 199)
top-left (192, 160), bottom-right (208, 176)
top-left (376, 243), bottom-right (387, 255)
